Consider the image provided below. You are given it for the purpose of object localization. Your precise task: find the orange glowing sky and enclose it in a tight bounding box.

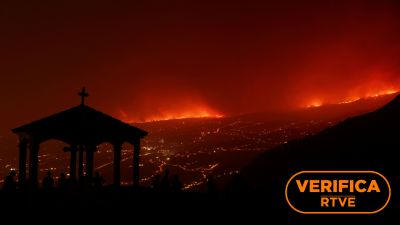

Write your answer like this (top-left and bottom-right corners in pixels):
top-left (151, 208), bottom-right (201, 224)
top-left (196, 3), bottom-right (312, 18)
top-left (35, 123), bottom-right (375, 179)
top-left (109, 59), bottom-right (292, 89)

top-left (1, 1), bottom-right (400, 133)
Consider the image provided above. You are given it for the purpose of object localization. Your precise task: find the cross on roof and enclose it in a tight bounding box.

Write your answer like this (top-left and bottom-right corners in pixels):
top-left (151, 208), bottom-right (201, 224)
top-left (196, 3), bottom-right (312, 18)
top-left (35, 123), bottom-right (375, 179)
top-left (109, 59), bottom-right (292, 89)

top-left (78, 87), bottom-right (89, 105)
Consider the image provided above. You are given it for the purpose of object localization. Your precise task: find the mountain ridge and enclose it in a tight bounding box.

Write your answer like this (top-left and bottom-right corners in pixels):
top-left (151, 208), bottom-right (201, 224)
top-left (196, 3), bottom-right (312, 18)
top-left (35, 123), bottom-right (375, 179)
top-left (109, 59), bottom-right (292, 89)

top-left (240, 94), bottom-right (400, 206)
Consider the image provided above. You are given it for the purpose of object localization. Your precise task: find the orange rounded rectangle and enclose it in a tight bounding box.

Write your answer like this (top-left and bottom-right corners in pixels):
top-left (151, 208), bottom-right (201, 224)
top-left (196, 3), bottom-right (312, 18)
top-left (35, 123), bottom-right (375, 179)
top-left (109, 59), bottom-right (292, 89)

top-left (285, 171), bottom-right (391, 214)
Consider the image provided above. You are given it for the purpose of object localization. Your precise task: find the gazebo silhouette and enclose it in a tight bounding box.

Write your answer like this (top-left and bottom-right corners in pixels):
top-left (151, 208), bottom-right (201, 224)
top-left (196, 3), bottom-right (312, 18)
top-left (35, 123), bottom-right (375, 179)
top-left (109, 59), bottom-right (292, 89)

top-left (12, 88), bottom-right (148, 188)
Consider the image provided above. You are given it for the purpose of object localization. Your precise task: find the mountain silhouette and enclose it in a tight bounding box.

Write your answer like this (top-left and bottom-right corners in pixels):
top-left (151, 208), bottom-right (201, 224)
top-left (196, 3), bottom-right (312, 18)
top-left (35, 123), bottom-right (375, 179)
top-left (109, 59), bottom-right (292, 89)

top-left (240, 94), bottom-right (400, 203)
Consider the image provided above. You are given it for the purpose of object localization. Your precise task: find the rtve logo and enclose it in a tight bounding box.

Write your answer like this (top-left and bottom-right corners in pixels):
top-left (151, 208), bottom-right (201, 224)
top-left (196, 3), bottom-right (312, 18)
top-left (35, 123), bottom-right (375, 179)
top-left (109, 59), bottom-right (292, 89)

top-left (285, 171), bottom-right (391, 214)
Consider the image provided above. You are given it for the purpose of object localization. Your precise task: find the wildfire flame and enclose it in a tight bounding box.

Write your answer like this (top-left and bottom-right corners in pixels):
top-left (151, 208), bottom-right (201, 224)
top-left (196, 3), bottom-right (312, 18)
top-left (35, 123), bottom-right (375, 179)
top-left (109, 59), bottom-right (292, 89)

top-left (119, 105), bottom-right (223, 123)
top-left (142, 110), bottom-right (223, 122)
top-left (305, 88), bottom-right (399, 108)
top-left (307, 100), bottom-right (323, 108)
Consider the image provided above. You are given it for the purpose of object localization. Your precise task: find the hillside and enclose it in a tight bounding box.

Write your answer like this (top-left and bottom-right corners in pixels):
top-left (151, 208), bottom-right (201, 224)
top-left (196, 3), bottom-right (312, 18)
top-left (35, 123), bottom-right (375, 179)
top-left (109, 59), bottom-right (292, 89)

top-left (240, 94), bottom-right (400, 209)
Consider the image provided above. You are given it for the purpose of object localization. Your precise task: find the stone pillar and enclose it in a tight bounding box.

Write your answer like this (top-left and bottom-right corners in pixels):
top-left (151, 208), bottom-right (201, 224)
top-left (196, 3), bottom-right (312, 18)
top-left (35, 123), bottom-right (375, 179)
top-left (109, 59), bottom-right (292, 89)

top-left (113, 143), bottom-right (122, 187)
top-left (28, 140), bottom-right (39, 188)
top-left (18, 137), bottom-right (28, 187)
top-left (78, 145), bottom-right (84, 181)
top-left (133, 139), bottom-right (141, 187)
top-left (86, 146), bottom-right (95, 183)
top-left (69, 146), bottom-right (77, 182)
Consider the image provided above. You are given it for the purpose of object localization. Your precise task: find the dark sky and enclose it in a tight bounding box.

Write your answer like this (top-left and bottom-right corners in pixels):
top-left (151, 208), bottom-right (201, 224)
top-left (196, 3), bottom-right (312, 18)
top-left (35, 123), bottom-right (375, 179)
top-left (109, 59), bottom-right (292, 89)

top-left (1, 0), bottom-right (400, 136)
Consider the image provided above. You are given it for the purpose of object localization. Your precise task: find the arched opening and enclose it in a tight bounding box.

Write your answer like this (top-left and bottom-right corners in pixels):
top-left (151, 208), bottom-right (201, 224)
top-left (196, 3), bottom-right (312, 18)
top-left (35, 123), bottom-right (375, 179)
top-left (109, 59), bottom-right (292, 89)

top-left (93, 142), bottom-right (136, 186)
top-left (93, 142), bottom-right (114, 186)
top-left (120, 142), bottom-right (134, 186)
top-left (37, 140), bottom-right (69, 187)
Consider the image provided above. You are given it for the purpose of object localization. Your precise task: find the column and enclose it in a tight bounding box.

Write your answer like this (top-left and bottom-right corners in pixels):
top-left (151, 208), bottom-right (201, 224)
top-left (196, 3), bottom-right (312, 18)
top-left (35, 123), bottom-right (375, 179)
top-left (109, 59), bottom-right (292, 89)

top-left (28, 140), bottom-right (39, 188)
top-left (69, 145), bottom-right (77, 182)
top-left (113, 142), bottom-right (122, 187)
top-left (86, 146), bottom-right (95, 183)
top-left (133, 139), bottom-right (141, 187)
top-left (18, 138), bottom-right (28, 187)
top-left (78, 145), bottom-right (84, 183)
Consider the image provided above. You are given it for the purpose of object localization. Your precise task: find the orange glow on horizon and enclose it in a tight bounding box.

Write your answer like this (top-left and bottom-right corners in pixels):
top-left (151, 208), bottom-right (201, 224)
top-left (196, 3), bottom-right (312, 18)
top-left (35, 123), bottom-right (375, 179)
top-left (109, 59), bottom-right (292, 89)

top-left (306, 100), bottom-right (323, 108)
top-left (304, 88), bottom-right (399, 108)
top-left (140, 110), bottom-right (224, 122)
top-left (365, 89), bottom-right (398, 98)
top-left (119, 105), bottom-right (223, 123)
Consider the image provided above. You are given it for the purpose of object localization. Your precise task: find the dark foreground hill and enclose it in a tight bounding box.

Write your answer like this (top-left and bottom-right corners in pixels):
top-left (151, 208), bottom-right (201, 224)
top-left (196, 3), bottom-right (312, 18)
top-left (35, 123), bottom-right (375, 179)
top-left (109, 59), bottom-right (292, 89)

top-left (240, 94), bottom-right (400, 223)
top-left (242, 94), bottom-right (400, 187)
